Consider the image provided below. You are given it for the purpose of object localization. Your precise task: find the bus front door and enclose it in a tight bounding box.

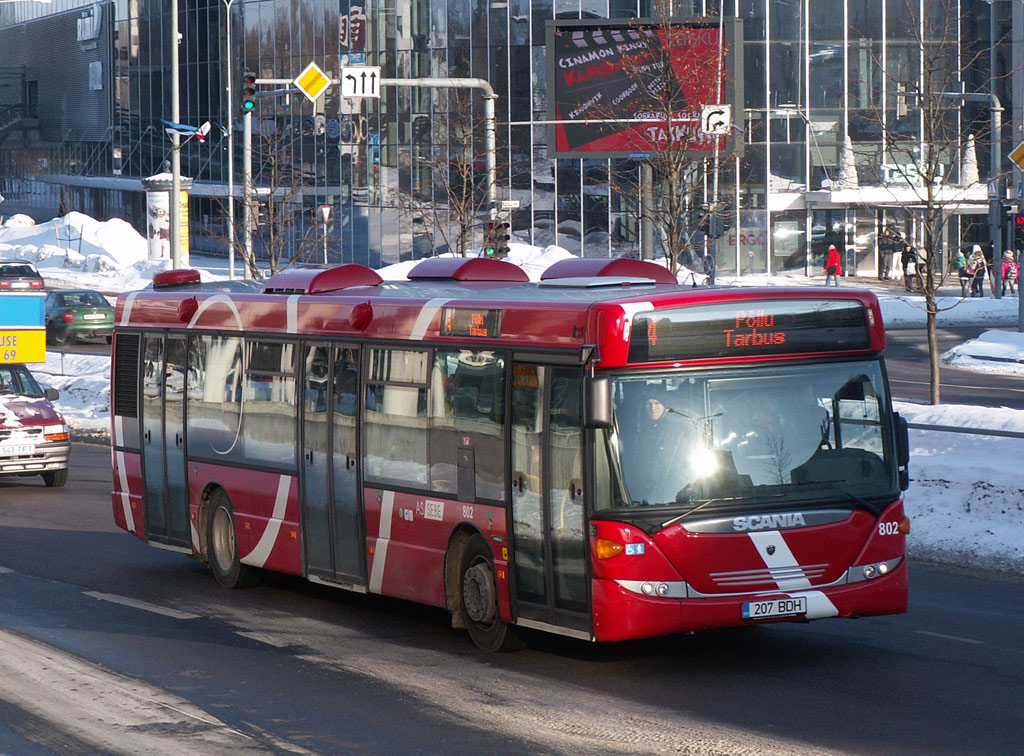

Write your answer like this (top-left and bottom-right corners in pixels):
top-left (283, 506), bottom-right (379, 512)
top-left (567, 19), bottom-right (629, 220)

top-left (140, 333), bottom-right (190, 549)
top-left (300, 345), bottom-right (365, 586)
top-left (510, 363), bottom-right (591, 636)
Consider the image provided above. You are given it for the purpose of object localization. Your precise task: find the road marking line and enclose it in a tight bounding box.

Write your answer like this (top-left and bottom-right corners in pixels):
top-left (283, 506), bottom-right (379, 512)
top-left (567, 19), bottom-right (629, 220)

top-left (915, 630), bottom-right (984, 645)
top-left (83, 591), bottom-right (200, 620)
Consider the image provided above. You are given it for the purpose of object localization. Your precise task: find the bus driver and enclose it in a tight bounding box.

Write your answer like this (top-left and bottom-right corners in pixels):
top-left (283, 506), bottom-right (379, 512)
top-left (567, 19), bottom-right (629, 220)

top-left (622, 385), bottom-right (695, 505)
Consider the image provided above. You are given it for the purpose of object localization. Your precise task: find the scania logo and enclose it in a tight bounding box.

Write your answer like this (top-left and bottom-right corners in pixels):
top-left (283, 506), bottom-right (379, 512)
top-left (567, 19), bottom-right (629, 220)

top-left (732, 513), bottom-right (808, 532)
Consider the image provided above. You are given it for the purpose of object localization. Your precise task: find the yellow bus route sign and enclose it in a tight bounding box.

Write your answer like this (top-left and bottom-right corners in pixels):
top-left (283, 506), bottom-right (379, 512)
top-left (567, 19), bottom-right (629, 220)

top-left (0, 329), bottom-right (46, 364)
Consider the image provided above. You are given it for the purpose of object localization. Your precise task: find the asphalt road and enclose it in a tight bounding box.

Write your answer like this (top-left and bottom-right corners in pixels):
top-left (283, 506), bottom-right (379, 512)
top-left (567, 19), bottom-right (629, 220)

top-left (884, 325), bottom-right (1024, 409)
top-left (0, 443), bottom-right (1021, 756)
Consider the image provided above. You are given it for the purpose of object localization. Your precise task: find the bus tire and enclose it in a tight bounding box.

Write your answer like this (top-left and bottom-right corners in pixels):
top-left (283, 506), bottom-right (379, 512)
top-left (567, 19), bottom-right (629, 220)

top-left (206, 489), bottom-right (258, 589)
top-left (459, 533), bottom-right (524, 652)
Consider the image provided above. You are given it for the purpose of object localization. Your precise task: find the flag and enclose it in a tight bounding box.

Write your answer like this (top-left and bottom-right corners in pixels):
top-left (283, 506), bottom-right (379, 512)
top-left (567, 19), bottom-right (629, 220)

top-left (161, 119), bottom-right (211, 144)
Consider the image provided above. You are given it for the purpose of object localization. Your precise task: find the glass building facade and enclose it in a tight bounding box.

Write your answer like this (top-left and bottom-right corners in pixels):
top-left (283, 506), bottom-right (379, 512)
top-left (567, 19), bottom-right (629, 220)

top-left (0, 0), bottom-right (1015, 276)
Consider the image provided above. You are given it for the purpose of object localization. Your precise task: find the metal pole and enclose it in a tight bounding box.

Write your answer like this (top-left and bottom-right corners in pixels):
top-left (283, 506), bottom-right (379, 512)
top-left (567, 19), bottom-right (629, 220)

top-left (243, 109), bottom-right (253, 279)
top-left (379, 77), bottom-right (497, 214)
top-left (640, 163), bottom-right (654, 260)
top-left (223, 0), bottom-right (235, 279)
top-left (991, 101), bottom-right (1003, 298)
top-left (990, 4), bottom-right (1003, 299)
top-left (170, 0), bottom-right (181, 269)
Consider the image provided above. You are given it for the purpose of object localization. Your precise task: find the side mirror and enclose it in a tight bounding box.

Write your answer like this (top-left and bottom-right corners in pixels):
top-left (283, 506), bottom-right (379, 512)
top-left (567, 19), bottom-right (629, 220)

top-left (44, 387), bottom-right (59, 401)
top-left (585, 375), bottom-right (611, 429)
top-left (894, 412), bottom-right (910, 491)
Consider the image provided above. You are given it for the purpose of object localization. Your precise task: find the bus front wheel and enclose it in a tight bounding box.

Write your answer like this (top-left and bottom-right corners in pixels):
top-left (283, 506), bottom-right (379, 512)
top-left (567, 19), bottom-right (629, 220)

top-left (206, 489), bottom-right (258, 589)
top-left (459, 534), bottom-right (523, 652)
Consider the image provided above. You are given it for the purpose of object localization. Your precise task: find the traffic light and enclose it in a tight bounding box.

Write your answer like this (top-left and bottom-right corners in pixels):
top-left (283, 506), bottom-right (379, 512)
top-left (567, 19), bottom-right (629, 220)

top-left (241, 71), bottom-right (257, 113)
top-left (492, 221), bottom-right (510, 258)
top-left (1015, 214), bottom-right (1024, 247)
top-left (483, 220), bottom-right (510, 258)
top-left (706, 214), bottom-right (722, 239)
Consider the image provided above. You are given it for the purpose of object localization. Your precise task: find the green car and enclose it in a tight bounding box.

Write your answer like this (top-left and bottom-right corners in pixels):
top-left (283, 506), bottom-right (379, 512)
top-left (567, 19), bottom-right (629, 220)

top-left (45, 288), bottom-right (114, 345)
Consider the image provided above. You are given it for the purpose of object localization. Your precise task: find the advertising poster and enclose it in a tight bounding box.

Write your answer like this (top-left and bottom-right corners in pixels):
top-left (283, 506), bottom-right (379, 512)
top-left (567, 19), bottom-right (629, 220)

top-left (547, 18), bottom-right (742, 159)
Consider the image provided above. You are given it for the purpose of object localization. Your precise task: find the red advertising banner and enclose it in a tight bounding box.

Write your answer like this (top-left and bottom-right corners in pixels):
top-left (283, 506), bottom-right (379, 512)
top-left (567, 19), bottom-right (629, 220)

top-left (546, 18), bottom-right (743, 159)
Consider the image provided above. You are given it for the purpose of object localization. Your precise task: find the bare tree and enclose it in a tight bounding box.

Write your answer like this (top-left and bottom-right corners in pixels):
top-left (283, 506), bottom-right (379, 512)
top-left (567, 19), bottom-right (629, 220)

top-left (859, 0), bottom-right (1009, 404)
top-left (589, 9), bottom-right (739, 276)
top-left (397, 91), bottom-right (520, 258)
top-left (218, 124), bottom-right (321, 278)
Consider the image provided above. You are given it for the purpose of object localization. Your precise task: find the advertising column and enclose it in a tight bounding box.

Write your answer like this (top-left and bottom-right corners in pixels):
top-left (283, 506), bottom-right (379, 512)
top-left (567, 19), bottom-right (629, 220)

top-left (142, 169), bottom-right (193, 264)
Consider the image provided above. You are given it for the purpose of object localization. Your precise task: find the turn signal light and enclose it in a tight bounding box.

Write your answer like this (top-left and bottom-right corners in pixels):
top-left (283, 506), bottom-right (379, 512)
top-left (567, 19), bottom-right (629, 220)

top-left (898, 516), bottom-right (911, 534)
top-left (595, 538), bottom-right (624, 560)
top-left (45, 429), bottom-right (70, 442)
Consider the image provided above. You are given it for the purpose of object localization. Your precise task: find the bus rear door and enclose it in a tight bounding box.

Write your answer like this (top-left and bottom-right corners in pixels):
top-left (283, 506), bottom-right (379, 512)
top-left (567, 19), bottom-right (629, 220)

top-left (140, 333), bottom-right (190, 548)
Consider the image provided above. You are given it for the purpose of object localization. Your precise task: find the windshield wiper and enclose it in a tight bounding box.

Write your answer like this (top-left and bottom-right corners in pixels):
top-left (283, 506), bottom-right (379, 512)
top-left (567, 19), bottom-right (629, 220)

top-left (659, 496), bottom-right (747, 529)
top-left (794, 479), bottom-right (876, 510)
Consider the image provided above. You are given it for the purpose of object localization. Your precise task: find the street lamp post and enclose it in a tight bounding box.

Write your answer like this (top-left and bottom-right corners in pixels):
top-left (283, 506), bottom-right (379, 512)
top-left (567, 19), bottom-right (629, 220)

top-left (222, 0), bottom-right (236, 280)
top-left (169, 0), bottom-right (182, 269)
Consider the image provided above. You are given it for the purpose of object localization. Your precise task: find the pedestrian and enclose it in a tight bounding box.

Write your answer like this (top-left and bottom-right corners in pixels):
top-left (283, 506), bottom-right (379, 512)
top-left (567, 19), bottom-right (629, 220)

top-left (879, 229), bottom-right (902, 280)
top-left (1001, 250), bottom-right (1018, 295)
top-left (953, 249), bottom-right (970, 297)
top-left (967, 245), bottom-right (987, 298)
top-left (902, 244), bottom-right (920, 291)
top-left (824, 244), bottom-right (842, 287)
top-left (702, 250), bottom-right (716, 285)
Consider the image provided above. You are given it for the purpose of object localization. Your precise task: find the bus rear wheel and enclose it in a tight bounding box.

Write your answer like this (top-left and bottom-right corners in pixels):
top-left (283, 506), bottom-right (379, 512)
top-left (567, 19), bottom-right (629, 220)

top-left (459, 534), bottom-right (523, 652)
top-left (206, 489), bottom-right (258, 589)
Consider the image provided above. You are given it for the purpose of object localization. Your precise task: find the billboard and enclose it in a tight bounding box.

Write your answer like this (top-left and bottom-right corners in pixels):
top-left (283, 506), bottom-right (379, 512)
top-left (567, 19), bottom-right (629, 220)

top-left (546, 17), bottom-right (743, 159)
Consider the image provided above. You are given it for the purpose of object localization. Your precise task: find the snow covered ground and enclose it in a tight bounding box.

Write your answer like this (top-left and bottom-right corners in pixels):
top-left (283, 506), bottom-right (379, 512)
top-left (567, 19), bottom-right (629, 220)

top-left (4, 212), bottom-right (1023, 576)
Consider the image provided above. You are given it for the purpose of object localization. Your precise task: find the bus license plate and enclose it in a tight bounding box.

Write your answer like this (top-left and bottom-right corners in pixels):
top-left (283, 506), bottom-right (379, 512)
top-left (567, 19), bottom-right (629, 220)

top-left (742, 596), bottom-right (807, 620)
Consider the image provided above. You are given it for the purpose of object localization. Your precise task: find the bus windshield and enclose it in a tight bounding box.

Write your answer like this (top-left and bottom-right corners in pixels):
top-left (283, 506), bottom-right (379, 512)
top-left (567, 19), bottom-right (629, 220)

top-left (595, 360), bottom-right (897, 517)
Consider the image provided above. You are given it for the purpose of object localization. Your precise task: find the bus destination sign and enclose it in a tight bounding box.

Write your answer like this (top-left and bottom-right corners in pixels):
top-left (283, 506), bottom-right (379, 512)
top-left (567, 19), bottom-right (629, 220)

top-left (627, 299), bottom-right (870, 362)
top-left (441, 308), bottom-right (502, 338)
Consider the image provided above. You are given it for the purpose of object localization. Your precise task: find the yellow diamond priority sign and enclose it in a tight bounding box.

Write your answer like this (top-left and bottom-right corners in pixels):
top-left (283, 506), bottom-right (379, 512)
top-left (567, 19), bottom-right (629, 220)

top-left (1009, 140), bottom-right (1024, 171)
top-left (293, 62), bottom-right (331, 103)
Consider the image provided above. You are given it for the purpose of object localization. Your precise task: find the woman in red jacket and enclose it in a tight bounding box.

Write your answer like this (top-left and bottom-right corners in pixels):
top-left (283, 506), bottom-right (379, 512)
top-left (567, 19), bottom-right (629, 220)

top-left (825, 244), bottom-right (843, 287)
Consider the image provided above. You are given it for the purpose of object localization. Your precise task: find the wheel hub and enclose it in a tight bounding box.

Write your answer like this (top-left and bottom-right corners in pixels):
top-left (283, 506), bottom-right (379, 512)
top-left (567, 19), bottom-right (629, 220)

top-left (463, 562), bottom-right (497, 624)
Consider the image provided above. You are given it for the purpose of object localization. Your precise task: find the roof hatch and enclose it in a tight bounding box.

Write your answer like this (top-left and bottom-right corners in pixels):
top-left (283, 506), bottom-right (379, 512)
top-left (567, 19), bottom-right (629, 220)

top-left (540, 258), bottom-right (677, 285)
top-left (407, 257), bottom-right (530, 282)
top-left (262, 264), bottom-right (383, 294)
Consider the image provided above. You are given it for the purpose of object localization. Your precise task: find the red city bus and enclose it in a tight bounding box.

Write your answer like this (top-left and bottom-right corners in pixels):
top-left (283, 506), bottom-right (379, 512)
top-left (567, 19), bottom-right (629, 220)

top-left (110, 257), bottom-right (910, 650)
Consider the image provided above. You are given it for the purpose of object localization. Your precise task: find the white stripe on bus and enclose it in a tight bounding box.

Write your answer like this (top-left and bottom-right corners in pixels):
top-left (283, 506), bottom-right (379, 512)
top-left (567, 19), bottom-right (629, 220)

top-left (747, 531), bottom-right (812, 591)
top-left (187, 294), bottom-right (243, 330)
top-left (118, 291), bottom-right (140, 326)
top-left (287, 295), bottom-right (299, 333)
top-left (115, 449), bottom-right (134, 532)
top-left (410, 298), bottom-right (450, 341)
top-left (242, 475), bottom-right (291, 567)
top-left (368, 490), bottom-right (395, 594)
top-left (747, 531), bottom-right (839, 619)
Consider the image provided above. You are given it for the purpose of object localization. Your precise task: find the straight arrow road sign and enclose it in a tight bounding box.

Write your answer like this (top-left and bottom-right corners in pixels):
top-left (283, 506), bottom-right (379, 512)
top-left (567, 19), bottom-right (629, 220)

top-left (340, 66), bottom-right (381, 98)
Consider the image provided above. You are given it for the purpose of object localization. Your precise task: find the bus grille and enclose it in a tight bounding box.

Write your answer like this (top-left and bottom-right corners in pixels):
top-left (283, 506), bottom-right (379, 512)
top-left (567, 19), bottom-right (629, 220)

top-left (710, 563), bottom-right (829, 587)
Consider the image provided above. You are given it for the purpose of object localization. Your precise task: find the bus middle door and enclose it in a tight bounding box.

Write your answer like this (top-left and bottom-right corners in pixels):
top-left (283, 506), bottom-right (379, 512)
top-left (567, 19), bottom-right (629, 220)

top-left (300, 344), bottom-right (365, 586)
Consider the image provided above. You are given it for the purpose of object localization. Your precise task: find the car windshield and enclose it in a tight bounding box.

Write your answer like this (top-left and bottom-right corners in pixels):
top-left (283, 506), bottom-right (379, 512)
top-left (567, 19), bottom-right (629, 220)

top-left (593, 360), bottom-right (897, 516)
top-left (0, 365), bottom-right (45, 398)
top-left (61, 291), bottom-right (109, 307)
top-left (0, 264), bottom-right (38, 277)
